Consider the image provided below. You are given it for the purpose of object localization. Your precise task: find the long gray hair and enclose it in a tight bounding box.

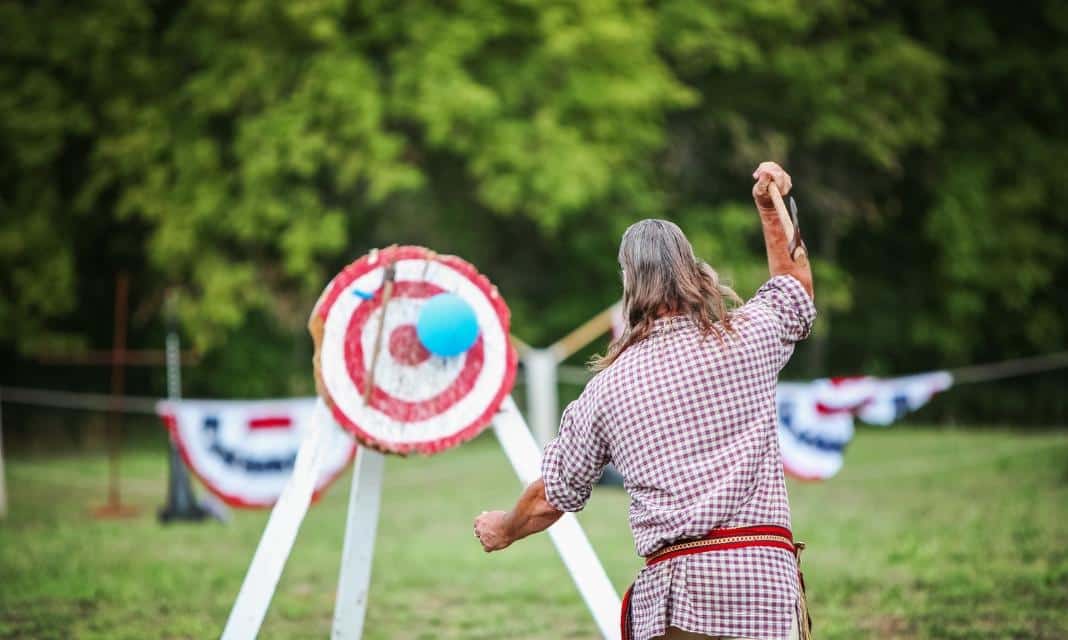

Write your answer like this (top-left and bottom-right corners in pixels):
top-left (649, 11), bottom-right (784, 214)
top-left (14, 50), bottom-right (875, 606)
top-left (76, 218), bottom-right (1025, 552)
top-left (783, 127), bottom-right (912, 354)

top-left (589, 219), bottom-right (741, 371)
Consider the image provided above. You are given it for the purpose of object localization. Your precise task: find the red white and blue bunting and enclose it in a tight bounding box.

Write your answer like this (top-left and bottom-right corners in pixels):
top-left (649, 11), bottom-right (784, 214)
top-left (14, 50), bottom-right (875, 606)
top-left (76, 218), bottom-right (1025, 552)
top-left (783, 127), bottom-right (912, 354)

top-left (158, 398), bottom-right (356, 508)
top-left (777, 372), bottom-right (953, 480)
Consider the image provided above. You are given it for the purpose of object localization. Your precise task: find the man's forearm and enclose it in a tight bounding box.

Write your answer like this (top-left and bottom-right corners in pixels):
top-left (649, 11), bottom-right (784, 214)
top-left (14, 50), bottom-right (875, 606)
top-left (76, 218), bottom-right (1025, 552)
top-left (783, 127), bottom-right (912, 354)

top-left (503, 478), bottom-right (564, 543)
top-left (751, 162), bottom-right (814, 299)
top-left (474, 477), bottom-right (564, 551)
top-left (757, 202), bottom-right (814, 299)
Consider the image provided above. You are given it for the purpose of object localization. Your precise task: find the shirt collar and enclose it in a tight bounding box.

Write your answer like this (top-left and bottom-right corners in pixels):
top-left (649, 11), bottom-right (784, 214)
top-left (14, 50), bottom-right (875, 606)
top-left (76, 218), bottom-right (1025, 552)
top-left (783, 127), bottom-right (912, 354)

top-left (648, 314), bottom-right (690, 337)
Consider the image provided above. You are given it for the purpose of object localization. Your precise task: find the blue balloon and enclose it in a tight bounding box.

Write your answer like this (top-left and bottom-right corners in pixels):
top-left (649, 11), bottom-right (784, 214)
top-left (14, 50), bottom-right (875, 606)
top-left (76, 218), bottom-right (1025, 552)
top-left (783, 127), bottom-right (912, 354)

top-left (416, 293), bottom-right (480, 357)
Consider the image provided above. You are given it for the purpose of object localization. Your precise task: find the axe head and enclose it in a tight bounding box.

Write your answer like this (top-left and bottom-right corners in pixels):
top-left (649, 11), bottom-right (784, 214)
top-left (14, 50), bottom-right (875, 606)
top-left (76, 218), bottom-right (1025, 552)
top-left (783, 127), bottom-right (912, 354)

top-left (787, 196), bottom-right (805, 260)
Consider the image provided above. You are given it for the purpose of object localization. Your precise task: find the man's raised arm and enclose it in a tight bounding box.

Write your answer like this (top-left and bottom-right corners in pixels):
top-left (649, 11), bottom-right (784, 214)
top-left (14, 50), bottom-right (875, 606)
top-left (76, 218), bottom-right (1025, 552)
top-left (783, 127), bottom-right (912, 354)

top-left (752, 161), bottom-right (814, 300)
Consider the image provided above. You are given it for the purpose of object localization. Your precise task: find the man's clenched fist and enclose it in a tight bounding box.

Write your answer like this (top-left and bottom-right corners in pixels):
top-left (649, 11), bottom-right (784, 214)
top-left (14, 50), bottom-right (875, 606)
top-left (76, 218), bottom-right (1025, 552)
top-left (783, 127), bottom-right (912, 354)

top-left (752, 161), bottom-right (792, 209)
top-left (473, 510), bottom-right (513, 552)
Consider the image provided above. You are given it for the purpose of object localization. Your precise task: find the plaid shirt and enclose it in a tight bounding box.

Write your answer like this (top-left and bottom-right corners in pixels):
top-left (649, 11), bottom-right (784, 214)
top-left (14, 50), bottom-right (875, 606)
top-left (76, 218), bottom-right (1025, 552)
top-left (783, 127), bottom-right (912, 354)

top-left (542, 275), bottom-right (816, 640)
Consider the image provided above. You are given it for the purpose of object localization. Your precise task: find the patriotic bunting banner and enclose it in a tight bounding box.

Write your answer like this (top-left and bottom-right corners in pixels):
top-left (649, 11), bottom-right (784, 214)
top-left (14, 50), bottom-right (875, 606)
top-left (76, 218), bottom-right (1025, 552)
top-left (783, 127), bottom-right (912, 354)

top-left (159, 398), bottom-right (357, 508)
top-left (777, 372), bottom-right (953, 480)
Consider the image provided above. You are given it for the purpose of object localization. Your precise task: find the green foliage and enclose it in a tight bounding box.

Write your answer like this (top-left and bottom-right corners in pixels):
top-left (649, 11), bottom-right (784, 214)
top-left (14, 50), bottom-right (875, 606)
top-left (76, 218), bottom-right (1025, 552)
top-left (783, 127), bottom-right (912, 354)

top-left (910, 3), bottom-right (1068, 361)
top-left (1, 0), bottom-right (1066, 393)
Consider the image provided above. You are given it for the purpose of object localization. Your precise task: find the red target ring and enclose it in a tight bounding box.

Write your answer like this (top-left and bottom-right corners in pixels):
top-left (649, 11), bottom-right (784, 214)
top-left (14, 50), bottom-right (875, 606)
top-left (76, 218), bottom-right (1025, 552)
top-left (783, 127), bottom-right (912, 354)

top-left (343, 280), bottom-right (485, 422)
top-left (313, 246), bottom-right (517, 455)
top-left (388, 325), bottom-right (430, 366)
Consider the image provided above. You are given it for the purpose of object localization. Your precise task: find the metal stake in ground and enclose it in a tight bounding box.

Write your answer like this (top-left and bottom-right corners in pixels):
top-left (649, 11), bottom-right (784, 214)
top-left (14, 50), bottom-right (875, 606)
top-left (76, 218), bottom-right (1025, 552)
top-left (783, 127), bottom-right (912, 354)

top-left (158, 291), bottom-right (208, 524)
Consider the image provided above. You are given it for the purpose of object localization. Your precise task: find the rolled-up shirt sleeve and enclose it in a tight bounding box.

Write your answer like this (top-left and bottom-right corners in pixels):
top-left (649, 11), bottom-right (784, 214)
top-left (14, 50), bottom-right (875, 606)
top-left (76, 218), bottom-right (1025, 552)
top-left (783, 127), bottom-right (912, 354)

top-left (540, 388), bottom-right (611, 513)
top-left (748, 274), bottom-right (817, 344)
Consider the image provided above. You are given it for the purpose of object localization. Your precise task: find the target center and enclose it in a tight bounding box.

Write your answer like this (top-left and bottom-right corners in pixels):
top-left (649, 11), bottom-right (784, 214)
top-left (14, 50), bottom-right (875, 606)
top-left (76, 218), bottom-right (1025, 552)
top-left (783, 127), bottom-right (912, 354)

top-left (388, 324), bottom-right (431, 366)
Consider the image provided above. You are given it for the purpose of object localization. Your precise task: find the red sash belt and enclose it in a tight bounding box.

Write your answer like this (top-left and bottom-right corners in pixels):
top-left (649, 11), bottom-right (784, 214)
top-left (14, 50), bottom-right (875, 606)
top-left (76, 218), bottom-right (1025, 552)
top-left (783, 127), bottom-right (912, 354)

top-left (621, 525), bottom-right (798, 640)
top-left (645, 525), bottom-right (796, 566)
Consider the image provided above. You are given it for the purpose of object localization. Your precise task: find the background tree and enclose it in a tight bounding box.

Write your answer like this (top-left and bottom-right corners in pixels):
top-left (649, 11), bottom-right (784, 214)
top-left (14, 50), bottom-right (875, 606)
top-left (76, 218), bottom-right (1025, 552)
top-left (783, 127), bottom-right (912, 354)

top-left (2, 0), bottom-right (1065, 421)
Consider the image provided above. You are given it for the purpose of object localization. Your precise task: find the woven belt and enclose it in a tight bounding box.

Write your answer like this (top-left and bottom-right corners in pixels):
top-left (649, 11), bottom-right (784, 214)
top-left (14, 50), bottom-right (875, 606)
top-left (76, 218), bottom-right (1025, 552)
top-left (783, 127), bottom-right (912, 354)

top-left (645, 525), bottom-right (796, 566)
top-left (624, 525), bottom-right (811, 640)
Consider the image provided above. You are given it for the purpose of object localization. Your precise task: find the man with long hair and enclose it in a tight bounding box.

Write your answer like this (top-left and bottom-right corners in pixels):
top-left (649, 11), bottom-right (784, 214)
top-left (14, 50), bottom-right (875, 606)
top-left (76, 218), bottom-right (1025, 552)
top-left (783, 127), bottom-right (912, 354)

top-left (474, 162), bottom-right (814, 640)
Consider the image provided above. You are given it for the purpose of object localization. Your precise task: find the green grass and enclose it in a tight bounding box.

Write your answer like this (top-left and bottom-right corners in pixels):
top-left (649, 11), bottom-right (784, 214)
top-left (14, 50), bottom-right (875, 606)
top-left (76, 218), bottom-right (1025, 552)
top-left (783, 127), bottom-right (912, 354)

top-left (2, 427), bottom-right (1067, 639)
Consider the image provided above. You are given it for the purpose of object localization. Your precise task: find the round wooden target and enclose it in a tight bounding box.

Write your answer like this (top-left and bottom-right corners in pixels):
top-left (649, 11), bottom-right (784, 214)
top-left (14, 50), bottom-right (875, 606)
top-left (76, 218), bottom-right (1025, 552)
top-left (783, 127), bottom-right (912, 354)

top-left (309, 245), bottom-right (518, 455)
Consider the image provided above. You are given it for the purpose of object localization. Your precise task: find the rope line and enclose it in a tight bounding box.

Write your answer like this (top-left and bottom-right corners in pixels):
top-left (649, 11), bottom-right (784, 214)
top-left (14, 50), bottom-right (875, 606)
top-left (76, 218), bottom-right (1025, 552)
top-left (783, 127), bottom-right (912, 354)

top-left (948, 350), bottom-right (1068, 385)
top-left (0, 387), bottom-right (158, 414)
top-left (4, 350), bottom-right (1067, 414)
top-left (552, 351), bottom-right (1068, 387)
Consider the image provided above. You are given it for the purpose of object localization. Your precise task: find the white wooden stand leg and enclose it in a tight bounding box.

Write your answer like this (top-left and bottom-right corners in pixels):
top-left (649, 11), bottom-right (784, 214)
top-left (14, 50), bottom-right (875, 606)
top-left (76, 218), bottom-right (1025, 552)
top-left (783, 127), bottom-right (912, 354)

top-left (331, 447), bottom-right (385, 639)
top-left (222, 400), bottom-right (332, 639)
top-left (524, 350), bottom-right (560, 446)
top-left (493, 396), bottom-right (622, 640)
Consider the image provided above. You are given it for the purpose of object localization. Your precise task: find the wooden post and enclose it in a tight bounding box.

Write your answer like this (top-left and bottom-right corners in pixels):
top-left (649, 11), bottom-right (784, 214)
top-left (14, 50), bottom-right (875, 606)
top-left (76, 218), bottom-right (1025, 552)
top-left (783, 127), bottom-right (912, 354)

top-left (524, 350), bottom-right (560, 446)
top-left (549, 304), bottom-right (618, 362)
top-left (221, 400), bottom-right (331, 639)
top-left (93, 272), bottom-right (139, 518)
top-left (108, 272), bottom-right (128, 509)
top-left (331, 448), bottom-right (385, 638)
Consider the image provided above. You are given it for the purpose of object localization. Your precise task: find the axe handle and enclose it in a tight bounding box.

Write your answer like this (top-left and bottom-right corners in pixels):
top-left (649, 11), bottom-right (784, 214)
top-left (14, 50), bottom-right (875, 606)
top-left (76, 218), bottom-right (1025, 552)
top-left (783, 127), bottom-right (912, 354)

top-left (767, 183), bottom-right (795, 241)
top-left (364, 264), bottom-right (396, 405)
top-left (767, 183), bottom-right (807, 261)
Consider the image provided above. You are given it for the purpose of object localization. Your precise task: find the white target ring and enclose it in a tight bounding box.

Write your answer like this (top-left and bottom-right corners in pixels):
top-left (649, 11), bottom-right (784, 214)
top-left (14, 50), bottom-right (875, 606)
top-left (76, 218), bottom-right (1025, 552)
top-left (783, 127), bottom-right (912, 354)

top-left (314, 246), bottom-right (517, 455)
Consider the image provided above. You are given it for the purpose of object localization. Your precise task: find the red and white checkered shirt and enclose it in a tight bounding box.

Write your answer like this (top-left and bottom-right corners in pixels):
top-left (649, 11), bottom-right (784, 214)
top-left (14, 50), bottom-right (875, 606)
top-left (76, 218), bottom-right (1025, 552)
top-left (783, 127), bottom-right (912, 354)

top-left (542, 275), bottom-right (816, 640)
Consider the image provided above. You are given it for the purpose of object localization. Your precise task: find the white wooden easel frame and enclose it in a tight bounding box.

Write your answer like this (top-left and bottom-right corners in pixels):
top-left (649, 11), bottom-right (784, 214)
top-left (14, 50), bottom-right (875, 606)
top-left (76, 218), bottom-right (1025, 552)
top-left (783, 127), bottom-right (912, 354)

top-left (222, 396), bottom-right (621, 639)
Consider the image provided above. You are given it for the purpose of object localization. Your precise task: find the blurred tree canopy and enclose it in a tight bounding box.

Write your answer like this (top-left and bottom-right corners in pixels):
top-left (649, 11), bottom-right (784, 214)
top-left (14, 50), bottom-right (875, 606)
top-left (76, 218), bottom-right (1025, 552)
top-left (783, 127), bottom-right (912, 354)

top-left (2, 0), bottom-right (1066, 396)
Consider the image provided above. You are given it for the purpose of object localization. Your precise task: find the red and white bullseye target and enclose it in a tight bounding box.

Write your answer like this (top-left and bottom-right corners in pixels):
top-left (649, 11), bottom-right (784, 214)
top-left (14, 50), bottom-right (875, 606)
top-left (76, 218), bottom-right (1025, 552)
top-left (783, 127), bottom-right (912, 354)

top-left (313, 246), bottom-right (517, 455)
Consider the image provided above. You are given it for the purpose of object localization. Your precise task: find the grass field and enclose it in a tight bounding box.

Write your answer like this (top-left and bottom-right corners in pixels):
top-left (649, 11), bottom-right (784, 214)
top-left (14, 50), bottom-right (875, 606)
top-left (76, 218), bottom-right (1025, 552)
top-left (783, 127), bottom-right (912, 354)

top-left (2, 427), bottom-right (1067, 639)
